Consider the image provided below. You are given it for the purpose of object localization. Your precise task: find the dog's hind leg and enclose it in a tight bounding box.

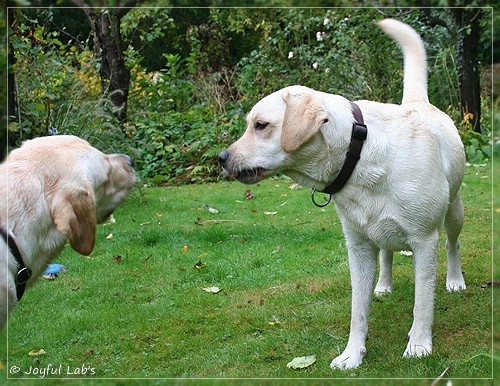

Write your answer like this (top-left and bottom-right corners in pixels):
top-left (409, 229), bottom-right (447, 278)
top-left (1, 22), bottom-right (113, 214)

top-left (331, 231), bottom-right (378, 370)
top-left (445, 191), bottom-right (466, 291)
top-left (374, 250), bottom-right (393, 296)
top-left (404, 232), bottom-right (439, 358)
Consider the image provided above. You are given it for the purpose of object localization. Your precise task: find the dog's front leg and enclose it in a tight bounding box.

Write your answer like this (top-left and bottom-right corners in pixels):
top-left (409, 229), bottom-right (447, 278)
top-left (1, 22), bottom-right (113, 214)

top-left (404, 232), bottom-right (439, 358)
top-left (331, 232), bottom-right (377, 370)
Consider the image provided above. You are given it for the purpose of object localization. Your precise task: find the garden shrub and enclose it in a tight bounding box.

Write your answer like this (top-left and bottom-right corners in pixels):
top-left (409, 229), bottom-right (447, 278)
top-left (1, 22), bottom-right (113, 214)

top-left (8, 8), bottom-right (492, 185)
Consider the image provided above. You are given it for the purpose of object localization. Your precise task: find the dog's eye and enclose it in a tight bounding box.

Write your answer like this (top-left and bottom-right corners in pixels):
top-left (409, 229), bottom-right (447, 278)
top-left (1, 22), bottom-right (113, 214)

top-left (254, 121), bottom-right (269, 131)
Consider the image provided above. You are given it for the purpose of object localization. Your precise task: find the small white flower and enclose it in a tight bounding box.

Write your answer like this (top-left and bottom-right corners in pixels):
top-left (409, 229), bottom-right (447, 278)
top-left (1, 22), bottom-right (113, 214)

top-left (316, 32), bottom-right (326, 42)
top-left (323, 18), bottom-right (329, 25)
top-left (312, 62), bottom-right (319, 70)
top-left (288, 51), bottom-right (294, 59)
top-left (152, 71), bottom-right (161, 85)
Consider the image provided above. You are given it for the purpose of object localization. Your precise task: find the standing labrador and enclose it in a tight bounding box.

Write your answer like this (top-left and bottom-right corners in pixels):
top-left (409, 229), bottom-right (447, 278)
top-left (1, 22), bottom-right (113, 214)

top-left (0, 135), bottom-right (136, 329)
top-left (219, 19), bottom-right (465, 369)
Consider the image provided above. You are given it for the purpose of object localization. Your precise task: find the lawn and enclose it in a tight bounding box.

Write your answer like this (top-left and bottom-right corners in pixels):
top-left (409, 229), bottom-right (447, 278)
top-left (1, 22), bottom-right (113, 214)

top-left (0, 161), bottom-right (495, 385)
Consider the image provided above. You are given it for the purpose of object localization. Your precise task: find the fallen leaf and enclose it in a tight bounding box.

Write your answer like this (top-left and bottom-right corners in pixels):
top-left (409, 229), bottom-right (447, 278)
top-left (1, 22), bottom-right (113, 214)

top-left (286, 355), bottom-right (316, 369)
top-left (264, 211), bottom-right (277, 216)
top-left (268, 316), bottom-right (281, 326)
top-left (194, 260), bottom-right (205, 269)
top-left (182, 245), bottom-right (189, 253)
top-left (202, 286), bottom-right (221, 294)
top-left (106, 233), bottom-right (113, 239)
top-left (113, 255), bottom-right (122, 263)
top-left (141, 255), bottom-right (152, 264)
top-left (204, 205), bottom-right (219, 214)
top-left (28, 349), bottom-right (46, 356)
top-left (271, 246), bottom-right (282, 255)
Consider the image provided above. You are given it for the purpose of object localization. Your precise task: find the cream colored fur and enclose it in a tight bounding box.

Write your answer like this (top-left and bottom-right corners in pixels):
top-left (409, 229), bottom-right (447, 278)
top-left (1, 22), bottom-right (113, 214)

top-left (220, 19), bottom-right (466, 369)
top-left (0, 135), bottom-right (135, 328)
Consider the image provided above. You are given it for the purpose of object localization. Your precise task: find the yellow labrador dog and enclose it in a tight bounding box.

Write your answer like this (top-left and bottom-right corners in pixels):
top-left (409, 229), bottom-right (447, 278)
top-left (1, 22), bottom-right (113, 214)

top-left (219, 19), bottom-right (465, 369)
top-left (0, 135), bottom-right (135, 328)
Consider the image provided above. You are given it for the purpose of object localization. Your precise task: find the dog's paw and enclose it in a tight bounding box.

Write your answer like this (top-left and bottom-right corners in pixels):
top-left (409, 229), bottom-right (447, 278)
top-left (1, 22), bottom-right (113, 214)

top-left (403, 339), bottom-right (432, 358)
top-left (330, 347), bottom-right (366, 370)
top-left (446, 278), bottom-right (466, 292)
top-left (374, 284), bottom-right (392, 296)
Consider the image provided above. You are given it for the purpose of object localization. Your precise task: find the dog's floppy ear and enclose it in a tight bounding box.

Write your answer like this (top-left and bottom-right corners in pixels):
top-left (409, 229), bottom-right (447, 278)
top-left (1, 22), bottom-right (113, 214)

top-left (281, 92), bottom-right (328, 153)
top-left (51, 184), bottom-right (97, 256)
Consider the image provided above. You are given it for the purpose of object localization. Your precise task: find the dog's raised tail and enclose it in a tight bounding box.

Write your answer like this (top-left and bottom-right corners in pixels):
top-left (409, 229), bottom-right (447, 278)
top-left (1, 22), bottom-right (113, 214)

top-left (378, 18), bottom-right (429, 104)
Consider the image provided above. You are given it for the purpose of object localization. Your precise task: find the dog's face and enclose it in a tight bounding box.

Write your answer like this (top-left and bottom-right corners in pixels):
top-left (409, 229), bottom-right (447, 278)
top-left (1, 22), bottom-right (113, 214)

top-left (220, 86), bottom-right (337, 188)
top-left (8, 135), bottom-right (136, 255)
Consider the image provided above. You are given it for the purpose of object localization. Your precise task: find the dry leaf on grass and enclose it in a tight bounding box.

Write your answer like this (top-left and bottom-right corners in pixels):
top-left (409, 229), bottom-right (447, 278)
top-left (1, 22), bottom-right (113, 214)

top-left (286, 355), bottom-right (316, 369)
top-left (28, 349), bottom-right (46, 356)
top-left (204, 205), bottom-right (219, 214)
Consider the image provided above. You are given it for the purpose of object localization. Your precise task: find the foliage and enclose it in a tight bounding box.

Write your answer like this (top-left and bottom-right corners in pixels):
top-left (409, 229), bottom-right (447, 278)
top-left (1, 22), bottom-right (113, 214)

top-left (9, 10), bottom-right (127, 154)
top-left (8, 7), bottom-right (493, 185)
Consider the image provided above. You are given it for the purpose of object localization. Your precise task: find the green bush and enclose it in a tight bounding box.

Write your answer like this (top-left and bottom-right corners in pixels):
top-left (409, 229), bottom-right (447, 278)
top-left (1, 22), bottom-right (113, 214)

top-left (9, 8), bottom-right (492, 185)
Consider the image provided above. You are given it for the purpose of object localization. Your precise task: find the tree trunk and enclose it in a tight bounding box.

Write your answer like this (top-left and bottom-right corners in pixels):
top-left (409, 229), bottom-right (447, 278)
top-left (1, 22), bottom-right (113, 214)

top-left (89, 9), bottom-right (130, 122)
top-left (451, 8), bottom-right (482, 133)
top-left (72, 2), bottom-right (136, 122)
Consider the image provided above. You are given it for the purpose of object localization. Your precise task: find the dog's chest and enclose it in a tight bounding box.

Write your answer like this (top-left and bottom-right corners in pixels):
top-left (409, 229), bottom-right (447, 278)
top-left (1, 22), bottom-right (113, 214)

top-left (334, 197), bottom-right (412, 251)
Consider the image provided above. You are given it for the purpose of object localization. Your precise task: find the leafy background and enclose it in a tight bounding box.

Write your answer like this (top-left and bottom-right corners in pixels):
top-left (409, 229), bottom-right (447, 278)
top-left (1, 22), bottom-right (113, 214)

top-left (6, 6), bottom-right (495, 185)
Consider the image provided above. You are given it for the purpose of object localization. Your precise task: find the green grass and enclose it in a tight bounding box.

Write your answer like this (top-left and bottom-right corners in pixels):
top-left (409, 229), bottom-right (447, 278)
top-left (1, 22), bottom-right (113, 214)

top-left (0, 162), bottom-right (495, 384)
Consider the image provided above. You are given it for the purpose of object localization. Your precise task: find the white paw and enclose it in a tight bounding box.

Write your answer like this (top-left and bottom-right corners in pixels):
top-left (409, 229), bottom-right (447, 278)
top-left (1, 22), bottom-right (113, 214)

top-left (330, 347), bottom-right (366, 370)
top-left (446, 279), bottom-right (466, 292)
top-left (403, 340), bottom-right (432, 358)
top-left (374, 285), bottom-right (392, 296)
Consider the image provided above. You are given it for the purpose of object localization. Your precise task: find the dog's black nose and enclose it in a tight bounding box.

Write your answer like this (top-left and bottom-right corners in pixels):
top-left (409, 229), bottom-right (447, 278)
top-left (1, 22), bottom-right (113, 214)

top-left (219, 150), bottom-right (230, 166)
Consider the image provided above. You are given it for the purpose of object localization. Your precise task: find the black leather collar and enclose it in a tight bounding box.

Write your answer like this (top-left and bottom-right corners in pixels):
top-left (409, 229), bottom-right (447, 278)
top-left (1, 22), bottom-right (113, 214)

top-left (312, 102), bottom-right (367, 207)
top-left (0, 226), bottom-right (32, 300)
